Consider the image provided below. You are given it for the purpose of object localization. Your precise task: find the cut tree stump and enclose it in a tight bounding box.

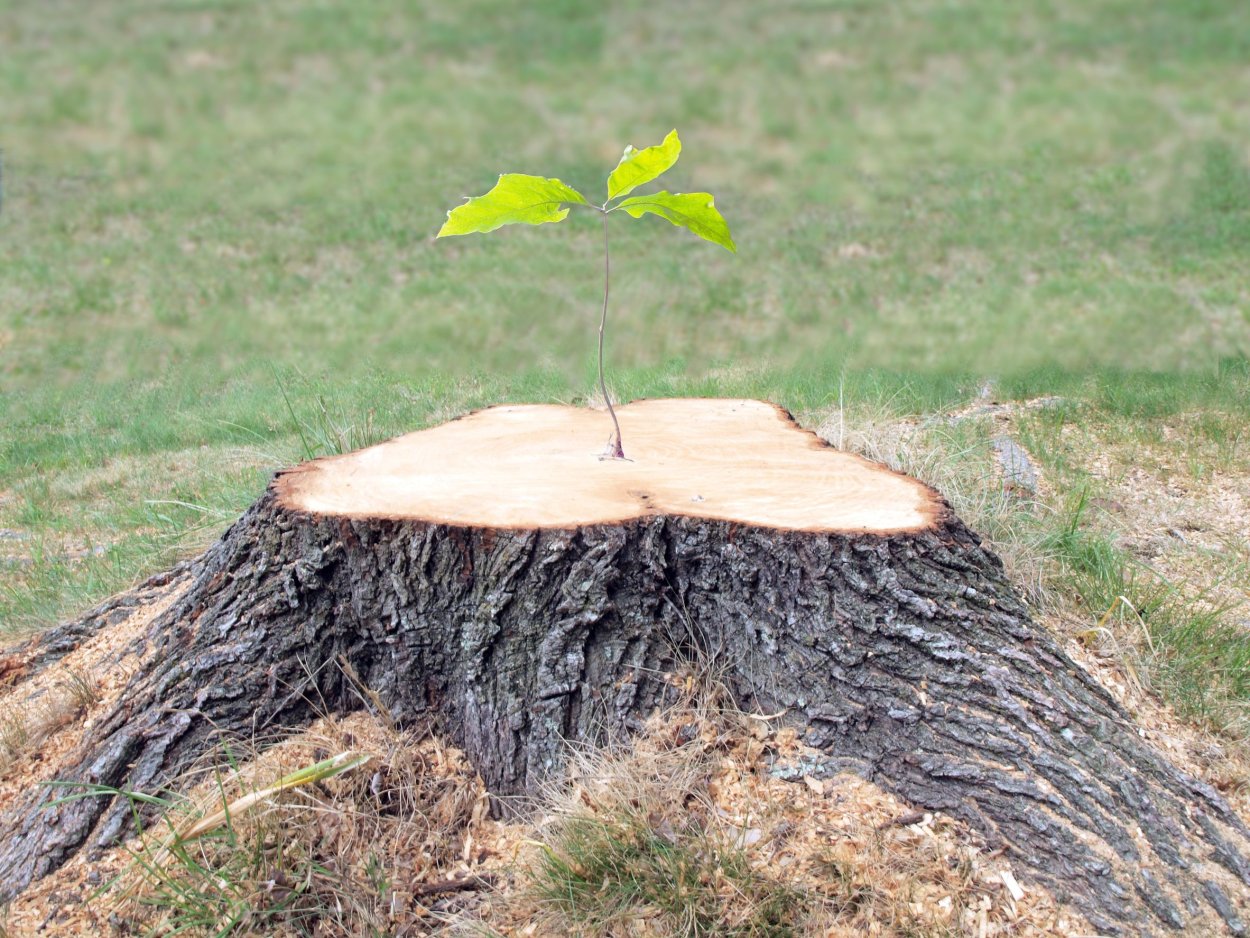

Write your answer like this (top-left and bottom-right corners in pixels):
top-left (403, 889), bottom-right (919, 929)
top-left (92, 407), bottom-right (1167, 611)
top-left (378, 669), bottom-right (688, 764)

top-left (1, 399), bottom-right (1248, 935)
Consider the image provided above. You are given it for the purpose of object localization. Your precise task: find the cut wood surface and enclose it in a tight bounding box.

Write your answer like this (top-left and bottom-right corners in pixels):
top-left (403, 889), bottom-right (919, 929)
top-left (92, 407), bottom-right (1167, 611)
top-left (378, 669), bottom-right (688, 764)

top-left (276, 399), bottom-right (942, 532)
top-left (0, 398), bottom-right (1247, 935)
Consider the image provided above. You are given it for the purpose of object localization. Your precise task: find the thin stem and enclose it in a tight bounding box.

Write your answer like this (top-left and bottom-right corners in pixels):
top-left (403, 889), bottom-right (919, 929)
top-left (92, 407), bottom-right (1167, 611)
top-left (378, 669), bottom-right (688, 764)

top-left (598, 209), bottom-right (624, 458)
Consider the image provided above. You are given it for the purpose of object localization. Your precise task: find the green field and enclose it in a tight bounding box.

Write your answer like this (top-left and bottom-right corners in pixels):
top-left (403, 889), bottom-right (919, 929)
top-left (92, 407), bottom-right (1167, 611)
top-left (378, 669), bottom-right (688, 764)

top-left (2, 0), bottom-right (1249, 680)
top-left (2, 0), bottom-right (1250, 645)
top-left (3, 2), bottom-right (1250, 933)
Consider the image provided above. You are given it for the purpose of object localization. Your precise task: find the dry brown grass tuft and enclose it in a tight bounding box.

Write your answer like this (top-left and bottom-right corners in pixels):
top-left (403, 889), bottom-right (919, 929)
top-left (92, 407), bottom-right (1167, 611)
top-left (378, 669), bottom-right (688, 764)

top-left (99, 711), bottom-right (496, 936)
top-left (820, 398), bottom-right (1055, 608)
top-left (0, 667), bottom-right (98, 780)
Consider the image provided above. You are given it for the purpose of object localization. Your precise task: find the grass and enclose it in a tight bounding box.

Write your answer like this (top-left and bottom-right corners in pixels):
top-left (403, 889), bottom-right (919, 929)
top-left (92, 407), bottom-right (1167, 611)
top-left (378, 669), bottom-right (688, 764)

top-left (3, 0), bottom-right (1250, 932)
top-left (526, 778), bottom-right (804, 936)
top-left (3, 0), bottom-right (1250, 635)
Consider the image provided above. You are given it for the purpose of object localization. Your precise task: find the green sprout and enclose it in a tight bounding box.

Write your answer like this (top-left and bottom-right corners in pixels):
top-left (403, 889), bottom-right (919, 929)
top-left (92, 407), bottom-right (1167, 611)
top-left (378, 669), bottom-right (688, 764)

top-left (437, 129), bottom-right (735, 459)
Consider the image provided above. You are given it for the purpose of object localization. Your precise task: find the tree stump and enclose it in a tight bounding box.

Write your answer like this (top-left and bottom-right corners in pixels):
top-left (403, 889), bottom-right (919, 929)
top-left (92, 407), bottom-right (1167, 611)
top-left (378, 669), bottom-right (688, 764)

top-left (1, 399), bottom-right (1247, 935)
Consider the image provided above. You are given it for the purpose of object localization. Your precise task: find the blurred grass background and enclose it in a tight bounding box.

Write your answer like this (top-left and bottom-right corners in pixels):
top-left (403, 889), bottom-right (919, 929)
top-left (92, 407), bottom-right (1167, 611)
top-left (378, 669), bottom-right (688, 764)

top-left (2, 0), bottom-right (1249, 630)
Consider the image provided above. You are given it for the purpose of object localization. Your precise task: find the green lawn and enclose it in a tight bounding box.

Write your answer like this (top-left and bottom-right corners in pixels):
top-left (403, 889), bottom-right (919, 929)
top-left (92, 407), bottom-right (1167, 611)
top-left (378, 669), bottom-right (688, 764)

top-left (2, 0), bottom-right (1249, 635)
top-left (4, 5), bottom-right (1250, 933)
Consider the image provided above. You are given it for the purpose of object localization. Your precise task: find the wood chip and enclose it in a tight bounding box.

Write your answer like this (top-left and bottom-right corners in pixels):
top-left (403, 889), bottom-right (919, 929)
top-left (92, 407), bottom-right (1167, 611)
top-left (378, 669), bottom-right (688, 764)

top-left (1001, 869), bottom-right (1025, 901)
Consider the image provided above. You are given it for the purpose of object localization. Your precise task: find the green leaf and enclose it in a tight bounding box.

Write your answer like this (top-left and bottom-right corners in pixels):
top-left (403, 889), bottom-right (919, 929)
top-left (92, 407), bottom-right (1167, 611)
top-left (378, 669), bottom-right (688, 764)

top-left (614, 191), bottom-right (736, 252)
top-left (607, 129), bottom-right (682, 201)
top-left (438, 174), bottom-right (589, 237)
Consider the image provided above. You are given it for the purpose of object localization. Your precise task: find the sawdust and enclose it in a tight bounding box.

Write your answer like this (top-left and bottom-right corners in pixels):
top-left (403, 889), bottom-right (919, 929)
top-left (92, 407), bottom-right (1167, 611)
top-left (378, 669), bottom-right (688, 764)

top-left (3, 708), bottom-right (1095, 937)
top-left (0, 578), bottom-right (186, 801)
top-left (484, 711), bottom-right (1095, 937)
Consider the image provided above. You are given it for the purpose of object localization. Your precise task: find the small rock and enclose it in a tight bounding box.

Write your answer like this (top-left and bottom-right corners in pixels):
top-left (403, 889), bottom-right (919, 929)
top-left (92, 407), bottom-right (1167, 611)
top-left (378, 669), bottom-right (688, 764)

top-left (992, 436), bottom-right (1039, 494)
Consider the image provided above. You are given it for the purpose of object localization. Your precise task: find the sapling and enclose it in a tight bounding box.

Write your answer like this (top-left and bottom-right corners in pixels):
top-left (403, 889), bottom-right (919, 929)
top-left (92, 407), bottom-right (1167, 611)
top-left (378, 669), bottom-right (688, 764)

top-left (436, 130), bottom-right (735, 459)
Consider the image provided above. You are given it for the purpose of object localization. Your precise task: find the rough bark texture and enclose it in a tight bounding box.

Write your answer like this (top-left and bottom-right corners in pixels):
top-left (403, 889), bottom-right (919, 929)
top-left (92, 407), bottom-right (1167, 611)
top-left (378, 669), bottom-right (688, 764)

top-left (1, 485), bottom-right (1248, 934)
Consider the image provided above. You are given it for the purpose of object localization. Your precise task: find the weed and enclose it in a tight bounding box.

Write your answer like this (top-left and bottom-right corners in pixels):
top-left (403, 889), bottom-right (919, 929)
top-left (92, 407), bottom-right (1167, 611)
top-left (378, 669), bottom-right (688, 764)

top-left (531, 812), bottom-right (800, 937)
top-left (276, 368), bottom-right (383, 461)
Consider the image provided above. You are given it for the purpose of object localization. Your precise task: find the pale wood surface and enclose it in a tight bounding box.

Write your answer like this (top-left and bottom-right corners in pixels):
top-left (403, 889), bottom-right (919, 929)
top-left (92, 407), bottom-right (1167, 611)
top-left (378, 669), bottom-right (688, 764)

top-left (275, 398), bottom-right (944, 532)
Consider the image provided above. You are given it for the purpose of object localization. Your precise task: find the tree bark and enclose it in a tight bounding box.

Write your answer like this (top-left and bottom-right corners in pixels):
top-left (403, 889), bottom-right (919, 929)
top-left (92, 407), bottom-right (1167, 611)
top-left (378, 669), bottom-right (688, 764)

top-left (0, 400), bottom-right (1246, 935)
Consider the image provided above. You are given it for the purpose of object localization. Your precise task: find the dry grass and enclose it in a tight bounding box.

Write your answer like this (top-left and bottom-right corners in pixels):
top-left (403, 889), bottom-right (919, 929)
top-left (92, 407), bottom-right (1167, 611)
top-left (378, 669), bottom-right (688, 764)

top-left (818, 396), bottom-right (1053, 605)
top-left (0, 667), bottom-right (98, 780)
top-left (110, 712), bottom-right (493, 936)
